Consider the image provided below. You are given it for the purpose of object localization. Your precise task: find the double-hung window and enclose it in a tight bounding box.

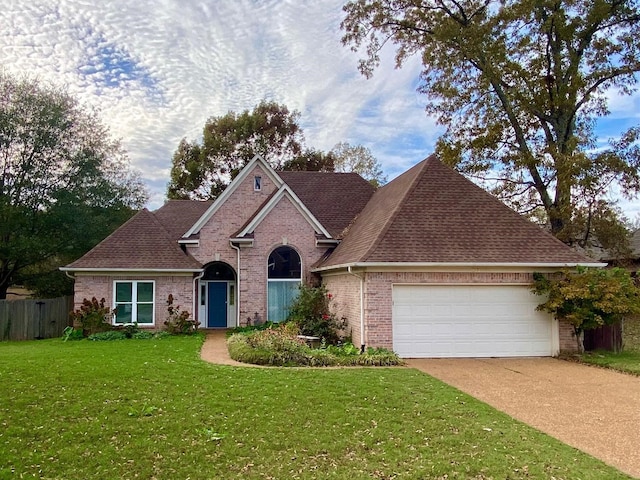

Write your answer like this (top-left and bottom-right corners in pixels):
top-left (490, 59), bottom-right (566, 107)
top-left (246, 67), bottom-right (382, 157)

top-left (114, 281), bottom-right (155, 325)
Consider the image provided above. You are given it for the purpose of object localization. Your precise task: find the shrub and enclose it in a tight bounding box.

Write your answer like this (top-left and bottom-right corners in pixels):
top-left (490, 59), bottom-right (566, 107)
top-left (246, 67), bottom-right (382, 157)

top-left (69, 297), bottom-right (113, 335)
top-left (164, 294), bottom-right (200, 334)
top-left (286, 284), bottom-right (347, 344)
top-left (533, 267), bottom-right (640, 352)
top-left (87, 330), bottom-right (127, 341)
top-left (227, 327), bottom-right (403, 367)
top-left (226, 321), bottom-right (277, 337)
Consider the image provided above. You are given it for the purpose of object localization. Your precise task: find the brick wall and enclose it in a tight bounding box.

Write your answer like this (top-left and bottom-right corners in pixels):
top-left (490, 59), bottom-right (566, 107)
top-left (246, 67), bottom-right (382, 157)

top-left (322, 273), bottom-right (363, 346)
top-left (559, 319), bottom-right (580, 353)
top-left (189, 164), bottom-right (278, 269)
top-left (241, 196), bottom-right (328, 323)
top-left (73, 274), bottom-right (194, 328)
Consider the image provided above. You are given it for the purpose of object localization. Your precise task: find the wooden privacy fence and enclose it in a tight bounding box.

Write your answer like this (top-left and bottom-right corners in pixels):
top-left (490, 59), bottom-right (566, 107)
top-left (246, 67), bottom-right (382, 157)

top-left (0, 296), bottom-right (73, 341)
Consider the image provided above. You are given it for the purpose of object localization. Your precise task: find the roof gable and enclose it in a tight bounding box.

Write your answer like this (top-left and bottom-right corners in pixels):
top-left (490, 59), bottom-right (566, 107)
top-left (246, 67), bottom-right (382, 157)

top-left (64, 209), bottom-right (202, 271)
top-left (234, 185), bottom-right (331, 238)
top-left (321, 155), bottom-right (595, 267)
top-left (184, 155), bottom-right (283, 237)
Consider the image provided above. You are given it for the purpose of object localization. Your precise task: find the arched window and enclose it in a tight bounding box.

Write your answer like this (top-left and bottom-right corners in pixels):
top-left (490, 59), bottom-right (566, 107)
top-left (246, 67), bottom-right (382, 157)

top-left (267, 246), bottom-right (301, 322)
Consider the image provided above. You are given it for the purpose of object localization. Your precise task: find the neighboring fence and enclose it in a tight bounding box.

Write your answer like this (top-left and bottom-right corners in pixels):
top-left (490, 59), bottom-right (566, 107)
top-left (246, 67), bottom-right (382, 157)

top-left (0, 296), bottom-right (73, 341)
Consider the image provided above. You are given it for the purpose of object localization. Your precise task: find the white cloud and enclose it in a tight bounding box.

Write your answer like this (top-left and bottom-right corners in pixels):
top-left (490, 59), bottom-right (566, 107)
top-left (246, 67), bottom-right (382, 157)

top-left (0, 0), bottom-right (440, 207)
top-left (0, 0), bottom-right (635, 215)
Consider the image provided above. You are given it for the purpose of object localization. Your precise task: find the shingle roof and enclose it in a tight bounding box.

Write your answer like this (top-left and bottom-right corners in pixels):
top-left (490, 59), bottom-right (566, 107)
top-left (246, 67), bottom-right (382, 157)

top-left (320, 155), bottom-right (594, 266)
top-left (278, 171), bottom-right (375, 238)
top-left (153, 200), bottom-right (213, 240)
top-left (66, 208), bottom-right (202, 270)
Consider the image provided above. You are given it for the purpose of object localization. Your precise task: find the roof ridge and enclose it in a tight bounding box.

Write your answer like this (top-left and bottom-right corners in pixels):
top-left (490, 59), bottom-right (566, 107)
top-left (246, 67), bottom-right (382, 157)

top-left (359, 156), bottom-right (431, 262)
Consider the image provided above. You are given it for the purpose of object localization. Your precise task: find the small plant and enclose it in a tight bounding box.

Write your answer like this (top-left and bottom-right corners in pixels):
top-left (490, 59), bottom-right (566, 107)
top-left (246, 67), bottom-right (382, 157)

top-left (132, 330), bottom-right (154, 340)
top-left (163, 294), bottom-right (200, 334)
top-left (87, 330), bottom-right (128, 341)
top-left (128, 402), bottom-right (160, 417)
top-left (117, 322), bottom-right (141, 338)
top-left (70, 297), bottom-right (114, 335)
top-left (61, 326), bottom-right (84, 342)
top-left (286, 284), bottom-right (347, 344)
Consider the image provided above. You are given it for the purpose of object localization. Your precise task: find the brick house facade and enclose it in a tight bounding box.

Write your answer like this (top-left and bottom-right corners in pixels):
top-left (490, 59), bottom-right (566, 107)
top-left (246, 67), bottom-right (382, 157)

top-left (62, 155), bottom-right (601, 357)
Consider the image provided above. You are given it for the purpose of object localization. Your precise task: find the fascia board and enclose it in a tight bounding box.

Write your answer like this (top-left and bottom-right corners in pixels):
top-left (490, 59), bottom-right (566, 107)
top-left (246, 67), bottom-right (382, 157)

top-left (237, 185), bottom-right (332, 238)
top-left (60, 267), bottom-right (204, 274)
top-left (183, 155), bottom-right (284, 237)
top-left (312, 261), bottom-right (607, 273)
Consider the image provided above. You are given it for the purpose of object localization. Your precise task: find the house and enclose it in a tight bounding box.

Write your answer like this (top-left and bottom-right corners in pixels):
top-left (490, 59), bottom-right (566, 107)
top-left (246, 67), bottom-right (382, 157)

top-left (61, 155), bottom-right (603, 358)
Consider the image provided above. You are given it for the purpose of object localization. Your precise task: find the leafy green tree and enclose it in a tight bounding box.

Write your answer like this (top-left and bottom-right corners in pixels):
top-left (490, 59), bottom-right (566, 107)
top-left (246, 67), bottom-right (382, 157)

top-left (331, 142), bottom-right (386, 187)
top-left (280, 148), bottom-right (336, 172)
top-left (167, 100), bottom-right (304, 200)
top-left (0, 72), bottom-right (148, 299)
top-left (532, 267), bottom-right (640, 351)
top-left (341, 0), bottom-right (640, 243)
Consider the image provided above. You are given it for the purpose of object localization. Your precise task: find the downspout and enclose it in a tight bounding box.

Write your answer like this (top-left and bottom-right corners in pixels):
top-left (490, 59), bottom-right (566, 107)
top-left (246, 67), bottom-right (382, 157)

top-left (230, 241), bottom-right (241, 327)
top-left (347, 265), bottom-right (365, 353)
top-left (192, 270), bottom-right (205, 324)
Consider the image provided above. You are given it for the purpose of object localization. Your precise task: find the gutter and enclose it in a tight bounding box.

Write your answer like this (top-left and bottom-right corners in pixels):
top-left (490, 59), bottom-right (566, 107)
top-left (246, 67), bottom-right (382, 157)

top-left (230, 240), bottom-right (241, 327)
top-left (347, 265), bottom-right (365, 353)
top-left (313, 261), bottom-right (607, 273)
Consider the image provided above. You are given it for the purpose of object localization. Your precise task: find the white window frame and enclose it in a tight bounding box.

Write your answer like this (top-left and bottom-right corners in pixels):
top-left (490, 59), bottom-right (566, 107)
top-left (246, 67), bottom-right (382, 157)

top-left (113, 280), bottom-right (155, 325)
top-left (254, 175), bottom-right (262, 191)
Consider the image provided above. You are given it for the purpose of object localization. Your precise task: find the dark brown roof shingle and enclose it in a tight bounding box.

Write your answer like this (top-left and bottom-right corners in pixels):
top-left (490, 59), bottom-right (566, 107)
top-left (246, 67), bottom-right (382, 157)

top-left (278, 171), bottom-right (375, 238)
top-left (153, 200), bottom-right (213, 240)
top-left (321, 155), bottom-right (593, 266)
top-left (66, 208), bottom-right (202, 270)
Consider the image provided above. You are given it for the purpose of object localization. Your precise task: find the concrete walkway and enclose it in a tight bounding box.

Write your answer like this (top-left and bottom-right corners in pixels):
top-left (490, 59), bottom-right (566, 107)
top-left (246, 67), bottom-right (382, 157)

top-left (407, 358), bottom-right (640, 479)
top-left (200, 333), bottom-right (640, 477)
top-left (200, 329), bottom-right (261, 367)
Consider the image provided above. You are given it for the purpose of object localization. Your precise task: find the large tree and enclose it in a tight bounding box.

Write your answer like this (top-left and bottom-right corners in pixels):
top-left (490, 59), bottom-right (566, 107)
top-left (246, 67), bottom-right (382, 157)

top-left (167, 101), bottom-right (305, 200)
top-left (0, 72), bottom-right (148, 299)
top-left (331, 141), bottom-right (387, 187)
top-left (342, 0), bottom-right (640, 243)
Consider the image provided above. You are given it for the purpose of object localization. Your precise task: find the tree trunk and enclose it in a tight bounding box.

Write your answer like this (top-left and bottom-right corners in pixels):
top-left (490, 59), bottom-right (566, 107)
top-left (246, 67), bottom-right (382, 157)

top-left (0, 281), bottom-right (8, 300)
top-left (574, 327), bottom-right (584, 354)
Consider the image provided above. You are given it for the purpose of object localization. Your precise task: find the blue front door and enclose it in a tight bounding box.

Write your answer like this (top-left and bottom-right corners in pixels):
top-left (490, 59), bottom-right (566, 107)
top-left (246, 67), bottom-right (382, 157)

top-left (207, 282), bottom-right (227, 328)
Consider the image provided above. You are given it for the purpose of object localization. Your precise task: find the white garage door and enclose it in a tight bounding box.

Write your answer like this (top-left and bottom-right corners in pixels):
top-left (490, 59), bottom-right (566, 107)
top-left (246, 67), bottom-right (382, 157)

top-left (392, 285), bottom-right (554, 358)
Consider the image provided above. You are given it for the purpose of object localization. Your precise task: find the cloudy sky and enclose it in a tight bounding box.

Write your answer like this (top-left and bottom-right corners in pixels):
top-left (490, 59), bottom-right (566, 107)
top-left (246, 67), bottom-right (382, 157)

top-left (1, 0), bottom-right (638, 217)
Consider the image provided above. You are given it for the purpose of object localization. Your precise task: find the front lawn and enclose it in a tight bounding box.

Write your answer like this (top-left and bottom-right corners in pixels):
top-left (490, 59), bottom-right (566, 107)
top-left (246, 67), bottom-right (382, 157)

top-left (0, 336), bottom-right (632, 479)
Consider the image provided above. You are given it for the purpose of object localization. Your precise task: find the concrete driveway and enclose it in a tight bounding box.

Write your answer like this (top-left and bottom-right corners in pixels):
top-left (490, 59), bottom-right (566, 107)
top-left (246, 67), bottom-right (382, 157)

top-left (407, 358), bottom-right (640, 479)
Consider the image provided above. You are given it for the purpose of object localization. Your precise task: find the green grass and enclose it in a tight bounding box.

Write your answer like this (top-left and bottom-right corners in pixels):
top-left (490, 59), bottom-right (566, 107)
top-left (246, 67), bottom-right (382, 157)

top-left (581, 349), bottom-right (640, 375)
top-left (0, 336), bottom-right (632, 479)
top-left (580, 316), bottom-right (640, 375)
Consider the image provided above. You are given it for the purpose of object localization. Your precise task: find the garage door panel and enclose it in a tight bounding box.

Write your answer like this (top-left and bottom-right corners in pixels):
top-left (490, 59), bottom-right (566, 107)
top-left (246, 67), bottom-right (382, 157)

top-left (392, 285), bottom-right (553, 358)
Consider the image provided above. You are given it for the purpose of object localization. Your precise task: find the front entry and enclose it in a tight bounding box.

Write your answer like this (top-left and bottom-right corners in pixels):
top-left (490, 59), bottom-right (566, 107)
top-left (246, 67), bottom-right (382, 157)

top-left (207, 282), bottom-right (228, 328)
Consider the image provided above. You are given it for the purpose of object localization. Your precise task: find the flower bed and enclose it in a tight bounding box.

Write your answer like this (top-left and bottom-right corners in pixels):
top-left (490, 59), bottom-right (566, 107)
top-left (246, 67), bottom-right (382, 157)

top-left (227, 324), bottom-right (403, 367)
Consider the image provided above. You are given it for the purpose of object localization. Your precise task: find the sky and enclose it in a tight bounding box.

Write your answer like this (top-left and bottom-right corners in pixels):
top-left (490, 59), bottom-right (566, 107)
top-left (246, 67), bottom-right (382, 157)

top-left (0, 0), bottom-right (638, 218)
